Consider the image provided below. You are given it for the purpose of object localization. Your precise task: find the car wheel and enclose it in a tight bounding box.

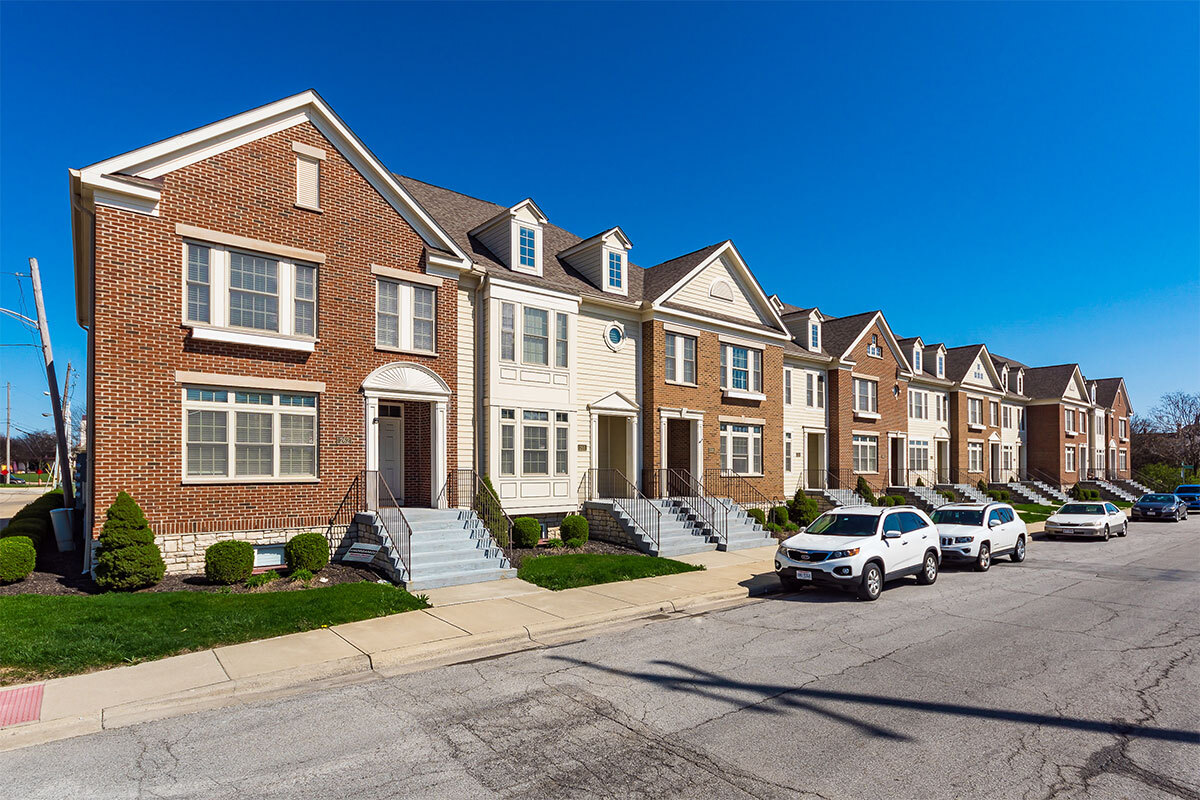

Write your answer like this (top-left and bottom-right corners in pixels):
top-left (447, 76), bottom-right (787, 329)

top-left (974, 543), bottom-right (991, 572)
top-left (857, 563), bottom-right (882, 601)
top-left (1102, 525), bottom-right (1110, 541)
top-left (1118, 522), bottom-right (1127, 537)
top-left (917, 552), bottom-right (939, 585)
top-left (1175, 510), bottom-right (1184, 522)
top-left (1011, 535), bottom-right (1026, 563)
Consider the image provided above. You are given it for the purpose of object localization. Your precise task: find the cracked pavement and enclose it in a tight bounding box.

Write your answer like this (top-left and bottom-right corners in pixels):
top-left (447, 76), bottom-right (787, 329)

top-left (2, 518), bottom-right (1198, 799)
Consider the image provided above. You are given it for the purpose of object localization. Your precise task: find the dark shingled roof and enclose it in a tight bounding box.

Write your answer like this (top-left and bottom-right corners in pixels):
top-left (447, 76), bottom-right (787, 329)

top-left (990, 352), bottom-right (1028, 370)
top-left (820, 310), bottom-right (881, 359)
top-left (1023, 364), bottom-right (1081, 400)
top-left (896, 336), bottom-right (952, 382)
top-left (942, 345), bottom-right (988, 383)
top-left (781, 314), bottom-right (830, 358)
top-left (777, 301), bottom-right (814, 316)
top-left (1090, 377), bottom-right (1125, 408)
top-left (641, 242), bottom-right (726, 302)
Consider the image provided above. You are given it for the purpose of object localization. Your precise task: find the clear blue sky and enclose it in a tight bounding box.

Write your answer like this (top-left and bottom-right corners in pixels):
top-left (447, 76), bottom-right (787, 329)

top-left (2, 1), bottom-right (1197, 437)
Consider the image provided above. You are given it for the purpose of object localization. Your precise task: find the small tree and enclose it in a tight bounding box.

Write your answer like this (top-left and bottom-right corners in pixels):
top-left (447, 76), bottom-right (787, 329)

top-left (93, 492), bottom-right (165, 591)
top-left (856, 476), bottom-right (876, 505)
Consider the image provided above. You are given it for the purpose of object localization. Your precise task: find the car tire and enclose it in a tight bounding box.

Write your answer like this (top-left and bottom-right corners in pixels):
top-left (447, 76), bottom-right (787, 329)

top-left (974, 543), bottom-right (991, 572)
top-left (1011, 535), bottom-right (1026, 563)
top-left (857, 563), bottom-right (883, 601)
top-left (1118, 522), bottom-right (1127, 537)
top-left (1175, 510), bottom-right (1184, 522)
top-left (1102, 525), bottom-right (1110, 541)
top-left (916, 551), bottom-right (939, 585)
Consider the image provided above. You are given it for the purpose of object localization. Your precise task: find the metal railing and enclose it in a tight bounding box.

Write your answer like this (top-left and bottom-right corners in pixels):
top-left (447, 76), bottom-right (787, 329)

top-left (703, 469), bottom-right (776, 511)
top-left (328, 470), bottom-right (411, 580)
top-left (1026, 466), bottom-right (1064, 491)
top-left (643, 468), bottom-right (727, 546)
top-left (440, 468), bottom-right (513, 549)
top-left (905, 469), bottom-right (941, 489)
top-left (989, 467), bottom-right (1022, 484)
top-left (585, 468), bottom-right (660, 551)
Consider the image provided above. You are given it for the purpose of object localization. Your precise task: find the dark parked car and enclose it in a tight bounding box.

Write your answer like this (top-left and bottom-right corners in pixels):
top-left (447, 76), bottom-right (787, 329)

top-left (1130, 493), bottom-right (1189, 522)
top-left (1174, 485), bottom-right (1200, 512)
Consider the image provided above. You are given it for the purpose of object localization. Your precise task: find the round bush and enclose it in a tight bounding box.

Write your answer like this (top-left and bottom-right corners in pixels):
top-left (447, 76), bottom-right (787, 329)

top-left (205, 540), bottom-right (255, 585)
top-left (0, 537), bottom-right (36, 583)
top-left (782, 522), bottom-right (800, 533)
top-left (789, 495), bottom-right (820, 526)
top-left (513, 517), bottom-right (542, 548)
top-left (285, 532), bottom-right (330, 572)
top-left (746, 508), bottom-right (767, 527)
top-left (770, 506), bottom-right (789, 525)
top-left (99, 526), bottom-right (155, 550)
top-left (1, 519), bottom-right (46, 550)
top-left (559, 515), bottom-right (589, 546)
top-left (93, 543), bottom-right (166, 591)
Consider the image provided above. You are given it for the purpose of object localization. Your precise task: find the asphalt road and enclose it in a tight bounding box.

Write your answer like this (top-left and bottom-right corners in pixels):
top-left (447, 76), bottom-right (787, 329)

top-left (3, 517), bottom-right (1198, 800)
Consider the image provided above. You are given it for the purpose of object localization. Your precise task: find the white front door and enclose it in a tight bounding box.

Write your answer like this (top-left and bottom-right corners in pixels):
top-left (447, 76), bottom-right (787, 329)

top-left (379, 414), bottom-right (404, 505)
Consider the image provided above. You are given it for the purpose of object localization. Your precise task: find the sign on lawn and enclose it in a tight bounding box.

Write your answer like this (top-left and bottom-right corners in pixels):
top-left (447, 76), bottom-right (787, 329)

top-left (342, 542), bottom-right (382, 563)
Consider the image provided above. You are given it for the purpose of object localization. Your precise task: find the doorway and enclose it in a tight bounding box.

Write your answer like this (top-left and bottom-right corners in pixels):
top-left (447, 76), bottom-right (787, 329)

top-left (378, 404), bottom-right (404, 505)
top-left (890, 438), bottom-right (905, 487)
top-left (937, 440), bottom-right (950, 483)
top-left (990, 442), bottom-right (1002, 483)
top-left (805, 432), bottom-right (824, 489)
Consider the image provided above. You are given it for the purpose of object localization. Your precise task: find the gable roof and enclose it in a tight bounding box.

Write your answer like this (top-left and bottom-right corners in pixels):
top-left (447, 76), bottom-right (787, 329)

top-left (641, 243), bottom-right (725, 301)
top-left (820, 311), bottom-right (882, 359)
top-left (1090, 377), bottom-right (1128, 410)
top-left (1023, 364), bottom-right (1084, 400)
top-left (943, 344), bottom-right (1005, 388)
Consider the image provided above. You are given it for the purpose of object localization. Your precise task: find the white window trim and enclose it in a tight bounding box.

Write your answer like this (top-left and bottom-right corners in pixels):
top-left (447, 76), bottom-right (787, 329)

top-left (720, 342), bottom-right (765, 400)
top-left (853, 376), bottom-right (879, 417)
top-left (375, 277), bottom-right (437, 355)
top-left (967, 442), bottom-right (984, 474)
top-left (664, 332), bottom-right (697, 387)
top-left (720, 422), bottom-right (764, 477)
top-left (852, 434), bottom-right (879, 474)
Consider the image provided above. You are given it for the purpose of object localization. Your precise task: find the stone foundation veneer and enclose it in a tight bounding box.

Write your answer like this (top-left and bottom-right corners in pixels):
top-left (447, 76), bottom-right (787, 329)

top-left (148, 525), bottom-right (342, 574)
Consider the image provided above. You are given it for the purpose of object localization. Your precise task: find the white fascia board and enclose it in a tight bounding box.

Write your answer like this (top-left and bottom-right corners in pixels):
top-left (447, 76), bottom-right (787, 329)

top-left (485, 276), bottom-right (581, 307)
top-left (558, 226), bottom-right (633, 260)
top-left (652, 306), bottom-right (791, 342)
top-left (652, 240), bottom-right (790, 335)
top-left (839, 311), bottom-right (914, 372)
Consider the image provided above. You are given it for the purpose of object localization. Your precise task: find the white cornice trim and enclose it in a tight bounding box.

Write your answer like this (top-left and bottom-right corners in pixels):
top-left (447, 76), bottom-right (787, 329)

top-left (175, 370), bottom-right (326, 393)
top-left (176, 223), bottom-right (326, 264)
top-left (371, 264), bottom-right (443, 287)
top-left (652, 306), bottom-right (790, 342)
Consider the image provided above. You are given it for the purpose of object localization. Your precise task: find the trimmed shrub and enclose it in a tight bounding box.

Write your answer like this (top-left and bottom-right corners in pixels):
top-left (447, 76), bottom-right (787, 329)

top-left (782, 522), bottom-right (800, 533)
top-left (0, 519), bottom-right (46, 551)
top-left (856, 476), bottom-right (876, 505)
top-left (987, 490), bottom-right (1001, 501)
top-left (977, 480), bottom-right (989, 492)
top-left (764, 522), bottom-right (783, 536)
top-left (93, 492), bottom-right (164, 592)
top-left (916, 477), bottom-right (925, 487)
top-left (245, 571), bottom-right (279, 589)
top-left (770, 506), bottom-right (790, 525)
top-left (747, 508), bottom-right (767, 527)
top-left (559, 515), bottom-right (589, 547)
top-left (513, 517), bottom-right (542, 548)
top-left (285, 532), bottom-right (330, 573)
top-left (546, 538), bottom-right (565, 548)
top-left (1071, 484), bottom-right (1087, 500)
top-left (93, 544), bottom-right (166, 592)
top-left (888, 495), bottom-right (905, 506)
top-left (998, 490), bottom-right (1011, 502)
top-left (939, 489), bottom-right (957, 501)
top-left (205, 540), bottom-right (254, 585)
top-left (789, 493), bottom-right (820, 527)
top-left (0, 536), bottom-right (36, 583)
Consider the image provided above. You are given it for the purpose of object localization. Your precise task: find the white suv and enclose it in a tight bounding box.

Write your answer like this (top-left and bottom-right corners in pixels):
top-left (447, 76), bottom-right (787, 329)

top-left (775, 505), bottom-right (941, 601)
top-left (931, 502), bottom-right (1028, 571)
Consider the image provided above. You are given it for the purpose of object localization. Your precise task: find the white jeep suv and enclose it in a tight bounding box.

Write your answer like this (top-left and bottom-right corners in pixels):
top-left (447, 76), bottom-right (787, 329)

top-left (931, 502), bottom-right (1028, 571)
top-left (775, 505), bottom-right (941, 601)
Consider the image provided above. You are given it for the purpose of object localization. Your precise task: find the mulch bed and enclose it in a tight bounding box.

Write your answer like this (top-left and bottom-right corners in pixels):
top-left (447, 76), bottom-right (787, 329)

top-left (505, 538), bottom-right (643, 570)
top-left (0, 548), bottom-right (388, 597)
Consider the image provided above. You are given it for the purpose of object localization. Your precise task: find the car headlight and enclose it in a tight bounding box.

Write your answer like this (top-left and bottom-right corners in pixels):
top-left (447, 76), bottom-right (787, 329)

top-left (829, 548), bottom-right (860, 559)
top-left (954, 536), bottom-right (975, 544)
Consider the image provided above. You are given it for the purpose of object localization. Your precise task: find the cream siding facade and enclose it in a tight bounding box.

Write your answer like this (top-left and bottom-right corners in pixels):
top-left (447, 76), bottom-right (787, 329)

top-left (782, 359), bottom-right (828, 496)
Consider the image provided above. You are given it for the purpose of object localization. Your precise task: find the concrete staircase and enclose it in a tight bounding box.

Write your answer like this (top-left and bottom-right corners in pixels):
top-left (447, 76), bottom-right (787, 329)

top-left (1003, 482), bottom-right (1053, 506)
top-left (890, 484), bottom-right (951, 513)
top-left (817, 488), bottom-right (868, 508)
top-left (950, 484), bottom-right (988, 503)
top-left (1024, 480), bottom-right (1067, 504)
top-left (355, 508), bottom-right (516, 591)
top-left (1081, 480), bottom-right (1137, 504)
top-left (603, 498), bottom-right (716, 557)
top-left (709, 498), bottom-right (775, 551)
top-left (1115, 476), bottom-right (1151, 497)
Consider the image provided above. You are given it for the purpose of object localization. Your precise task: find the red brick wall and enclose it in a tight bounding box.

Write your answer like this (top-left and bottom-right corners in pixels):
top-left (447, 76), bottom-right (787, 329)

top-left (1109, 388), bottom-right (1132, 478)
top-left (88, 121), bottom-right (458, 539)
top-left (1027, 403), bottom-right (1074, 486)
top-left (641, 321), bottom-right (785, 499)
top-left (948, 390), bottom-right (1002, 483)
top-left (827, 320), bottom-right (907, 495)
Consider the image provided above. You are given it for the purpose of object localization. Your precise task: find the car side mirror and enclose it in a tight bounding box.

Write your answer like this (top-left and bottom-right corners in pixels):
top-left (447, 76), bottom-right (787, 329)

top-left (883, 530), bottom-right (902, 540)
top-left (988, 518), bottom-right (1001, 528)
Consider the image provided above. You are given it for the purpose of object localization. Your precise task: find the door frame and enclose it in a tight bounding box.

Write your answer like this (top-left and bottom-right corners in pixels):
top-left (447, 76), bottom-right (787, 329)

top-left (377, 406), bottom-right (405, 505)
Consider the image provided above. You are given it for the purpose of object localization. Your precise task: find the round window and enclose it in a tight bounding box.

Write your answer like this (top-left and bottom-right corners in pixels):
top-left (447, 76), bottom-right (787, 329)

top-left (605, 323), bottom-right (625, 352)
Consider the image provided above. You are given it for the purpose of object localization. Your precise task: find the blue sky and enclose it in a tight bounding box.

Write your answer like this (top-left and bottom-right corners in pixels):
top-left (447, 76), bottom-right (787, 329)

top-left (1, 1), bottom-right (1196, 437)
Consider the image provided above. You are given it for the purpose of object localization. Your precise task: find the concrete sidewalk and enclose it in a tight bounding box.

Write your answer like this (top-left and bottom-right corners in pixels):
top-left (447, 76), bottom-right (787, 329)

top-left (0, 545), bottom-right (781, 753)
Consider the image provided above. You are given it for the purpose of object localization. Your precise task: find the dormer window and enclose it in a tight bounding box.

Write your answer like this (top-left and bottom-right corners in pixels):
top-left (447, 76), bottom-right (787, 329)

top-left (867, 334), bottom-right (882, 358)
top-left (608, 251), bottom-right (623, 289)
top-left (1017, 372), bottom-right (1024, 394)
top-left (1001, 367), bottom-right (1008, 390)
top-left (809, 322), bottom-right (820, 351)
top-left (519, 227), bottom-right (537, 269)
top-left (913, 349), bottom-right (922, 372)
top-left (937, 353), bottom-right (944, 377)
top-left (1090, 385), bottom-right (1097, 403)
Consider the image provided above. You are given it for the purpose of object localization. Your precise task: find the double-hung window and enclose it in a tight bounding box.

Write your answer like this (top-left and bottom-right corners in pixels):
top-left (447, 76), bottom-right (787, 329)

top-left (989, 401), bottom-right (999, 427)
top-left (853, 378), bottom-right (878, 414)
top-left (1002, 405), bottom-right (1013, 429)
top-left (908, 439), bottom-right (930, 472)
top-left (500, 303), bottom-right (516, 362)
top-left (555, 313), bottom-right (569, 368)
top-left (908, 390), bottom-right (927, 420)
top-left (522, 411), bottom-right (549, 474)
top-left (499, 409), bottom-right (516, 475)
top-left (784, 370), bottom-right (792, 405)
top-left (969, 398), bottom-right (983, 426)
top-left (1119, 418), bottom-right (1127, 439)
top-left (184, 387), bottom-right (317, 481)
top-left (816, 374), bottom-right (825, 408)
top-left (968, 442), bottom-right (983, 473)
top-left (1065, 445), bottom-right (1076, 472)
top-left (810, 323), bottom-right (820, 350)
top-left (937, 354), bottom-right (945, 377)
top-left (376, 279), bottom-right (437, 353)
top-left (1065, 409), bottom-right (1075, 433)
top-left (720, 423), bottom-right (762, 475)
top-left (721, 345), bottom-right (762, 393)
top-left (1119, 449), bottom-right (1127, 471)
top-left (852, 435), bottom-right (878, 473)
top-left (913, 350), bottom-right (922, 372)
top-left (180, 242), bottom-right (321, 341)
top-left (607, 252), bottom-right (623, 289)
top-left (784, 431), bottom-right (793, 472)
top-left (523, 308), bottom-right (549, 365)
top-left (664, 333), bottom-right (696, 384)
top-left (555, 412), bottom-right (570, 476)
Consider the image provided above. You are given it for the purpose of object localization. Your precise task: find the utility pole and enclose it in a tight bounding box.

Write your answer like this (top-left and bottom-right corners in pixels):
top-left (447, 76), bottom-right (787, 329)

top-left (4, 382), bottom-right (9, 486)
top-left (29, 258), bottom-right (74, 508)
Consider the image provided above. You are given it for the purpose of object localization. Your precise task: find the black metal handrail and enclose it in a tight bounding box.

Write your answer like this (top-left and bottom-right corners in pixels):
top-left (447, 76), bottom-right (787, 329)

top-left (586, 468), bottom-right (660, 551)
top-left (905, 469), bottom-right (940, 489)
top-left (1026, 466), bottom-right (1064, 491)
top-left (369, 470), bottom-right (411, 581)
top-left (703, 469), bottom-right (776, 511)
top-left (644, 468), bottom-right (727, 546)
top-left (326, 471), bottom-right (366, 550)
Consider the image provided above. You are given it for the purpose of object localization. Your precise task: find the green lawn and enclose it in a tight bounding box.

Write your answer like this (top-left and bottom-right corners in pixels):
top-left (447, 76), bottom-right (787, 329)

top-left (0, 582), bottom-right (428, 685)
top-left (1013, 503), bottom-right (1058, 524)
top-left (517, 553), bottom-right (704, 591)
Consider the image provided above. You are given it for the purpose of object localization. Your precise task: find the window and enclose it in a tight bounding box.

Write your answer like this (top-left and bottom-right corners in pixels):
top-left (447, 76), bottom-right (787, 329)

top-left (518, 226), bottom-right (537, 269)
top-left (1065, 445), bottom-right (1076, 472)
top-left (810, 323), bottom-right (819, 350)
top-left (665, 333), bottom-right (696, 384)
top-left (376, 279), bottom-right (436, 352)
top-left (898, 512), bottom-right (928, 533)
top-left (295, 153), bottom-right (320, 209)
top-left (969, 398), bottom-right (983, 425)
top-left (522, 410), bottom-right (549, 474)
top-left (1002, 445), bottom-right (1014, 470)
top-left (555, 313), bottom-right (569, 368)
top-left (806, 373), bottom-right (814, 406)
top-left (913, 349), bottom-right (922, 372)
top-left (908, 390), bottom-right (928, 420)
top-left (1119, 418), bottom-right (1127, 439)
top-left (852, 435), bottom-right (878, 473)
top-left (604, 322), bottom-right (625, 352)
top-left (555, 412), bottom-right (569, 475)
top-left (523, 308), bottom-right (549, 365)
top-left (721, 345), bottom-right (762, 393)
top-left (909, 439), bottom-right (930, 472)
top-left (1065, 409), bottom-right (1075, 433)
top-left (937, 354), bottom-right (945, 377)
top-left (968, 442), bottom-right (983, 473)
top-left (229, 252), bottom-right (279, 331)
top-left (1017, 373), bottom-right (1024, 394)
top-left (867, 334), bottom-right (882, 358)
top-left (853, 378), bottom-right (878, 414)
top-left (500, 302), bottom-right (515, 362)
top-left (184, 387), bottom-right (317, 480)
top-left (1001, 369), bottom-right (1008, 390)
top-left (989, 401), bottom-right (999, 427)
top-left (973, 362), bottom-right (985, 381)
top-left (1119, 449), bottom-right (1127, 471)
top-left (607, 252), bottom-right (623, 289)
top-left (294, 265), bottom-right (317, 337)
top-left (784, 431), bottom-right (793, 472)
top-left (720, 423), bottom-right (763, 475)
top-left (784, 370), bottom-right (792, 405)
top-left (186, 244), bottom-right (210, 323)
top-left (500, 409), bottom-right (515, 475)
top-left (817, 374), bottom-right (825, 408)
top-left (936, 394), bottom-right (947, 422)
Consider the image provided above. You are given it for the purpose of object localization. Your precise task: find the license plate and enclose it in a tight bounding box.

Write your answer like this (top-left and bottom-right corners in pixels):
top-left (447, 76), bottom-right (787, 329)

top-left (795, 570), bottom-right (813, 581)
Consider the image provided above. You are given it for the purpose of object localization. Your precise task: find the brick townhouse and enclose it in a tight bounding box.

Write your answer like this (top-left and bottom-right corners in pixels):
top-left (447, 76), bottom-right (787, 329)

top-left (68, 90), bottom-right (1134, 584)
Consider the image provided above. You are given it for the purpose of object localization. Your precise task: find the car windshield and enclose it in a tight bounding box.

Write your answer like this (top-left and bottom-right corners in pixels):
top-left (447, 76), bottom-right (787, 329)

top-left (1141, 494), bottom-right (1176, 503)
top-left (1175, 486), bottom-right (1200, 494)
top-left (1059, 503), bottom-right (1104, 515)
top-left (805, 513), bottom-right (877, 536)
top-left (931, 509), bottom-right (984, 526)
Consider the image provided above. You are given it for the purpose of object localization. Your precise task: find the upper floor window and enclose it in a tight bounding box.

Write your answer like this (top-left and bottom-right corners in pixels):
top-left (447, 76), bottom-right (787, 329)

top-left (555, 313), bottom-right (569, 368)
top-left (1002, 405), bottom-right (1013, 429)
top-left (1001, 369), bottom-right (1008, 390)
top-left (1065, 408), bottom-right (1076, 433)
top-left (908, 389), bottom-right (928, 420)
top-left (1119, 418), bottom-right (1127, 439)
top-left (809, 323), bottom-right (820, 350)
top-left (607, 252), bottom-right (623, 289)
top-left (937, 354), bottom-right (945, 377)
top-left (867, 334), bottom-right (882, 358)
top-left (518, 227), bottom-right (537, 269)
top-left (1017, 372), bottom-right (1024, 394)
top-left (853, 377), bottom-right (878, 414)
top-left (969, 397), bottom-right (983, 425)
top-left (523, 307), bottom-right (549, 365)
top-left (184, 243), bottom-right (317, 339)
top-left (973, 363), bottom-right (985, 381)
top-left (500, 303), bottom-right (516, 361)
top-left (784, 369), bottom-right (792, 405)
top-left (913, 349), bottom-right (921, 372)
top-left (721, 344), bottom-right (762, 393)
top-left (293, 142), bottom-right (324, 211)
top-left (989, 401), bottom-right (999, 427)
top-left (1019, 408), bottom-right (1026, 430)
top-left (806, 372), bottom-right (826, 409)
top-left (376, 279), bottom-right (435, 353)
top-left (664, 333), bottom-right (696, 384)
